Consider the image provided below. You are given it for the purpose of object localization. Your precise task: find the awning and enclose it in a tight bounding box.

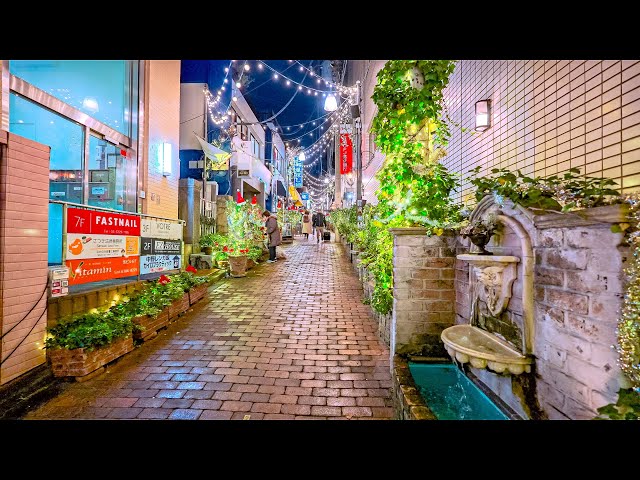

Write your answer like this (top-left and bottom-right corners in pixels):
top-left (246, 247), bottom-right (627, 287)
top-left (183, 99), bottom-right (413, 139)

top-left (288, 185), bottom-right (304, 206)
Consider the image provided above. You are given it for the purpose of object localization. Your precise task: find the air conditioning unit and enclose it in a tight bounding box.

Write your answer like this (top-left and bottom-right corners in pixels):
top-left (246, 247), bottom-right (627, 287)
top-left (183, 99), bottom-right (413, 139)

top-left (204, 181), bottom-right (218, 201)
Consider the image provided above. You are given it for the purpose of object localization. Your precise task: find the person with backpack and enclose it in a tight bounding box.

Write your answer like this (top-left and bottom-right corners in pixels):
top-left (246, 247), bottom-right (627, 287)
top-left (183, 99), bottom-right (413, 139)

top-left (312, 210), bottom-right (327, 244)
top-left (301, 210), bottom-right (312, 240)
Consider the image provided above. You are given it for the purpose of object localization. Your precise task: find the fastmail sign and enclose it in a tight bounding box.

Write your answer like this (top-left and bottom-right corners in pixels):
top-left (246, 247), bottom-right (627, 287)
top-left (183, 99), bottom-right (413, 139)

top-left (67, 208), bottom-right (141, 236)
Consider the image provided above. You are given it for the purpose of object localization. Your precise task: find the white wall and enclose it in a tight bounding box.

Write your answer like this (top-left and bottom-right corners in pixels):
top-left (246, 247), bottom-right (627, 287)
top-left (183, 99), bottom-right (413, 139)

top-left (179, 82), bottom-right (206, 150)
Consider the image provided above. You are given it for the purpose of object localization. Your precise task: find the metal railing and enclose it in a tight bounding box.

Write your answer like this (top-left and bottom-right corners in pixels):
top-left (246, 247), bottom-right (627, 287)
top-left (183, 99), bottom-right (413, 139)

top-left (200, 198), bottom-right (216, 236)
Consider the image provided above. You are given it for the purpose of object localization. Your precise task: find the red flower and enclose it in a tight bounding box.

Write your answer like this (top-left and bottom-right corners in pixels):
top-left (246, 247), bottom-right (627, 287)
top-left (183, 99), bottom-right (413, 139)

top-left (230, 248), bottom-right (234, 253)
top-left (158, 274), bottom-right (171, 285)
top-left (186, 265), bottom-right (197, 273)
top-left (215, 242), bottom-right (219, 246)
top-left (260, 226), bottom-right (265, 230)
top-left (223, 246), bottom-right (229, 252)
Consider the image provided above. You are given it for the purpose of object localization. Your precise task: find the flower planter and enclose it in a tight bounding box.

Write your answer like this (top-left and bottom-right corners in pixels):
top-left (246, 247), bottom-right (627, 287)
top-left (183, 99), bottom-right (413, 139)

top-left (189, 283), bottom-right (209, 305)
top-left (168, 292), bottom-right (190, 320)
top-left (48, 335), bottom-right (134, 379)
top-left (228, 255), bottom-right (248, 277)
top-left (132, 309), bottom-right (170, 341)
top-left (246, 258), bottom-right (256, 270)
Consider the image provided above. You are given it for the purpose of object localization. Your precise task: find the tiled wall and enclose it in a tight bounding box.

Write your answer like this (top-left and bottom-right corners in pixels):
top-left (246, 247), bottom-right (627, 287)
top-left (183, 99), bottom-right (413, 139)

top-left (441, 60), bottom-right (640, 203)
top-left (0, 131), bottom-right (49, 384)
top-left (144, 60), bottom-right (181, 219)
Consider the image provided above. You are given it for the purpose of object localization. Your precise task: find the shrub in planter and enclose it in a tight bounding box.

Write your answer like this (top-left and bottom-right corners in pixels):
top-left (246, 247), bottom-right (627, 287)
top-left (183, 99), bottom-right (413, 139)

top-left (45, 310), bottom-right (135, 378)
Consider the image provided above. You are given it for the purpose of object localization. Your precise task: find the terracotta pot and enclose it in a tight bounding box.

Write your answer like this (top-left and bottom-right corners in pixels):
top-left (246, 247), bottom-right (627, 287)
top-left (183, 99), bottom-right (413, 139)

top-left (228, 255), bottom-right (248, 277)
top-left (246, 258), bottom-right (256, 269)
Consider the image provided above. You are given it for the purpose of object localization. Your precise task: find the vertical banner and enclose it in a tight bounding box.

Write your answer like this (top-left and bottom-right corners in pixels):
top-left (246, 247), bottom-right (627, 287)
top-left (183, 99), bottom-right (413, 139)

top-left (294, 156), bottom-right (303, 188)
top-left (340, 123), bottom-right (353, 175)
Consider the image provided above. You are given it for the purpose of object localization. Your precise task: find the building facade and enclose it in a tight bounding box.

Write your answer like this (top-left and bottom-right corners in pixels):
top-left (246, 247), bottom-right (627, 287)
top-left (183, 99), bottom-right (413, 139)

top-left (0, 60), bottom-right (182, 384)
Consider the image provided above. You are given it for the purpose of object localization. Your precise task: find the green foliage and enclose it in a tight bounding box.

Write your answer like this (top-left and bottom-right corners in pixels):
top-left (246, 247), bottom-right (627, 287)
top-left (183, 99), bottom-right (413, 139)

top-left (45, 311), bottom-right (134, 351)
top-left (45, 271), bottom-right (208, 351)
top-left (370, 60), bottom-right (463, 233)
top-left (468, 166), bottom-right (621, 212)
top-left (371, 60), bottom-right (458, 149)
top-left (595, 388), bottom-right (640, 420)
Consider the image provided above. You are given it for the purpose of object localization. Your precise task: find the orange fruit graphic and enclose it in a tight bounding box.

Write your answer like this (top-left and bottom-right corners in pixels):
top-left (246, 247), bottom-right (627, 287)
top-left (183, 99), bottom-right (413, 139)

top-left (68, 238), bottom-right (84, 255)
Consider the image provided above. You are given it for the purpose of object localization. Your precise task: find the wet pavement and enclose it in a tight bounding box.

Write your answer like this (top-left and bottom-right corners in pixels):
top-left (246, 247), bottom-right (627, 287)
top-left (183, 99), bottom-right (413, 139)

top-left (25, 236), bottom-right (393, 420)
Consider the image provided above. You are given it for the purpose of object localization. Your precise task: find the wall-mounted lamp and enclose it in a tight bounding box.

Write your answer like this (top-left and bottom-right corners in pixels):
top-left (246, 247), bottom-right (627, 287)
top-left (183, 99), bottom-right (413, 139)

top-left (475, 99), bottom-right (491, 132)
top-left (160, 142), bottom-right (172, 176)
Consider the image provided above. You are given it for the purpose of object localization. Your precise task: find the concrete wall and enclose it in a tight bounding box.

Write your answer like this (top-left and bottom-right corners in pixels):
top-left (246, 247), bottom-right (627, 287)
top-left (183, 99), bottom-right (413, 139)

top-left (144, 60), bottom-right (182, 219)
top-left (0, 131), bottom-right (50, 384)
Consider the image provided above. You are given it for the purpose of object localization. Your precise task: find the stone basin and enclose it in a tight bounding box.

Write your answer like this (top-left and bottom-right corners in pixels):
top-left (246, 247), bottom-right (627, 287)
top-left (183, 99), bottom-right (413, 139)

top-left (441, 324), bottom-right (532, 375)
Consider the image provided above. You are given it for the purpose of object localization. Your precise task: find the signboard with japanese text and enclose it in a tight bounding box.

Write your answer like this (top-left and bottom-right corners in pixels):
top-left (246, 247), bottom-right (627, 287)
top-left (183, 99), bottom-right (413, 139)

top-left (141, 218), bottom-right (183, 240)
top-left (294, 156), bottom-right (303, 188)
top-left (140, 255), bottom-right (182, 277)
top-left (67, 208), bottom-right (141, 236)
top-left (66, 234), bottom-right (139, 260)
top-left (339, 124), bottom-right (353, 175)
top-left (66, 257), bottom-right (140, 285)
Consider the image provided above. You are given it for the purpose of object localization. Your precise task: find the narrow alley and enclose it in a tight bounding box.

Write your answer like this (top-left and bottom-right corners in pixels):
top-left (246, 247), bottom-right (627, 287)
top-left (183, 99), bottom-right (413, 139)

top-left (24, 239), bottom-right (394, 420)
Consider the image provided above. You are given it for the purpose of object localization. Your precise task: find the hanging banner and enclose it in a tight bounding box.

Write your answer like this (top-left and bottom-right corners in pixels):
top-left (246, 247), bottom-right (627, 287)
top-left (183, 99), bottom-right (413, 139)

top-left (339, 124), bottom-right (353, 175)
top-left (66, 257), bottom-right (140, 285)
top-left (141, 218), bottom-right (183, 240)
top-left (294, 155), bottom-right (303, 188)
top-left (66, 234), bottom-right (139, 259)
top-left (67, 208), bottom-right (141, 236)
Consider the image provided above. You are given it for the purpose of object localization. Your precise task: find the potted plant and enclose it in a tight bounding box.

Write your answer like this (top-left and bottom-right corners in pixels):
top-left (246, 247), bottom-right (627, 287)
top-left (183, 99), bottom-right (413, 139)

top-left (199, 233), bottom-right (215, 255)
top-left (460, 215), bottom-right (498, 255)
top-left (227, 242), bottom-right (250, 277)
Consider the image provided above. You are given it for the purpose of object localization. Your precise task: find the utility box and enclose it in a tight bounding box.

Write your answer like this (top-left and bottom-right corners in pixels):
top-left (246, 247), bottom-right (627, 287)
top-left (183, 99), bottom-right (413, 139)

top-left (49, 266), bottom-right (70, 298)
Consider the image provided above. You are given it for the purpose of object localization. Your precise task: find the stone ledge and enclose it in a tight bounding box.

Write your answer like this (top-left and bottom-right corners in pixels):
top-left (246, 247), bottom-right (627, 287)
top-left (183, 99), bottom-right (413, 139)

top-left (532, 204), bottom-right (629, 229)
top-left (392, 354), bottom-right (437, 420)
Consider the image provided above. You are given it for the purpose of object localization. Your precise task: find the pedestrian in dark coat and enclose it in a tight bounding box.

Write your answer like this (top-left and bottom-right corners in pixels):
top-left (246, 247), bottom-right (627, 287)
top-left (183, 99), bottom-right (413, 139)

top-left (262, 210), bottom-right (281, 262)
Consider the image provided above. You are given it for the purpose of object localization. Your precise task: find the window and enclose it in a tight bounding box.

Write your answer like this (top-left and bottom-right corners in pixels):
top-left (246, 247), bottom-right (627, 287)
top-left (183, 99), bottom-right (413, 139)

top-left (10, 60), bottom-right (136, 136)
top-left (87, 136), bottom-right (137, 212)
top-left (250, 133), bottom-right (260, 159)
top-left (10, 92), bottom-right (85, 202)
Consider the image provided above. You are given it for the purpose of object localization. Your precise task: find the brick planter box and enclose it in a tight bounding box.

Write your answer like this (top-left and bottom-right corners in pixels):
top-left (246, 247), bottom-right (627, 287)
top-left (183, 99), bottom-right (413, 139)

top-left (48, 336), bottom-right (134, 379)
top-left (132, 309), bottom-right (170, 341)
top-left (188, 284), bottom-right (209, 305)
top-left (168, 292), bottom-right (190, 320)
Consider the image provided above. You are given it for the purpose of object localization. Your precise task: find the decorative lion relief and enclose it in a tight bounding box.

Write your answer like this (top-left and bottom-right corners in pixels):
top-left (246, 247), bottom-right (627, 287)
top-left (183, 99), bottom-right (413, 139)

top-left (472, 262), bottom-right (518, 316)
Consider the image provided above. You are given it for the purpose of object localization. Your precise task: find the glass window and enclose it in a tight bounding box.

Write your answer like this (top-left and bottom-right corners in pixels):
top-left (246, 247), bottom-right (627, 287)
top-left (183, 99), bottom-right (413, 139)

top-left (10, 92), bottom-right (85, 202)
top-left (87, 136), bottom-right (137, 212)
top-left (10, 60), bottom-right (134, 136)
top-left (250, 133), bottom-right (260, 159)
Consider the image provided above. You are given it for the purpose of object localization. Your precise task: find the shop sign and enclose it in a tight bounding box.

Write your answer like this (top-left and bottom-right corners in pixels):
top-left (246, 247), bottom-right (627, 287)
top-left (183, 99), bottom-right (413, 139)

top-left (66, 257), bottom-right (140, 285)
top-left (140, 254), bottom-right (181, 277)
top-left (67, 208), bottom-right (141, 236)
top-left (141, 238), bottom-right (181, 256)
top-left (66, 234), bottom-right (139, 259)
top-left (141, 218), bottom-right (183, 240)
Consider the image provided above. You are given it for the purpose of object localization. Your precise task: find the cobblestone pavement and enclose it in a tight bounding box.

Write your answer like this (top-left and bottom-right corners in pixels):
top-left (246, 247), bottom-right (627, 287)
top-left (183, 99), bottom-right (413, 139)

top-left (25, 237), bottom-right (393, 420)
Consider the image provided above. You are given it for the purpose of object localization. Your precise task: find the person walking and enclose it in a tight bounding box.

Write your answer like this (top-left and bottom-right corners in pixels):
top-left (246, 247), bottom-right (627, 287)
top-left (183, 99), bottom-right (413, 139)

top-left (312, 210), bottom-right (327, 244)
top-left (301, 209), bottom-right (313, 240)
top-left (262, 210), bottom-right (282, 262)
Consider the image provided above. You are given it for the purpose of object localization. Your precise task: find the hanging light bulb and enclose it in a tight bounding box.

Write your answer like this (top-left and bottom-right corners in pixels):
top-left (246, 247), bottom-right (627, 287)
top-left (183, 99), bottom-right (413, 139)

top-left (232, 96), bottom-right (238, 102)
top-left (273, 73), bottom-right (278, 79)
top-left (324, 94), bottom-right (338, 112)
top-left (299, 152), bottom-right (306, 161)
top-left (258, 62), bottom-right (263, 70)
top-left (244, 63), bottom-right (250, 71)
top-left (224, 67), bottom-right (229, 72)
top-left (236, 82), bottom-right (241, 88)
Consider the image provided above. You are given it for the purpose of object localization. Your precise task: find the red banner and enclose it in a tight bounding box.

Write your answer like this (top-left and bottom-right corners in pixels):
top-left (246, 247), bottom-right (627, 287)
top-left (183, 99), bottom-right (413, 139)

top-left (66, 257), bottom-right (140, 285)
top-left (67, 208), bottom-right (141, 236)
top-left (340, 133), bottom-right (353, 175)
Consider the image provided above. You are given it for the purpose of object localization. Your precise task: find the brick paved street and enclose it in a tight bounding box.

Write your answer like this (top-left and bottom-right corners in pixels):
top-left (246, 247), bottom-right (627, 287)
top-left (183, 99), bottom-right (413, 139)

top-left (25, 237), bottom-right (393, 420)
